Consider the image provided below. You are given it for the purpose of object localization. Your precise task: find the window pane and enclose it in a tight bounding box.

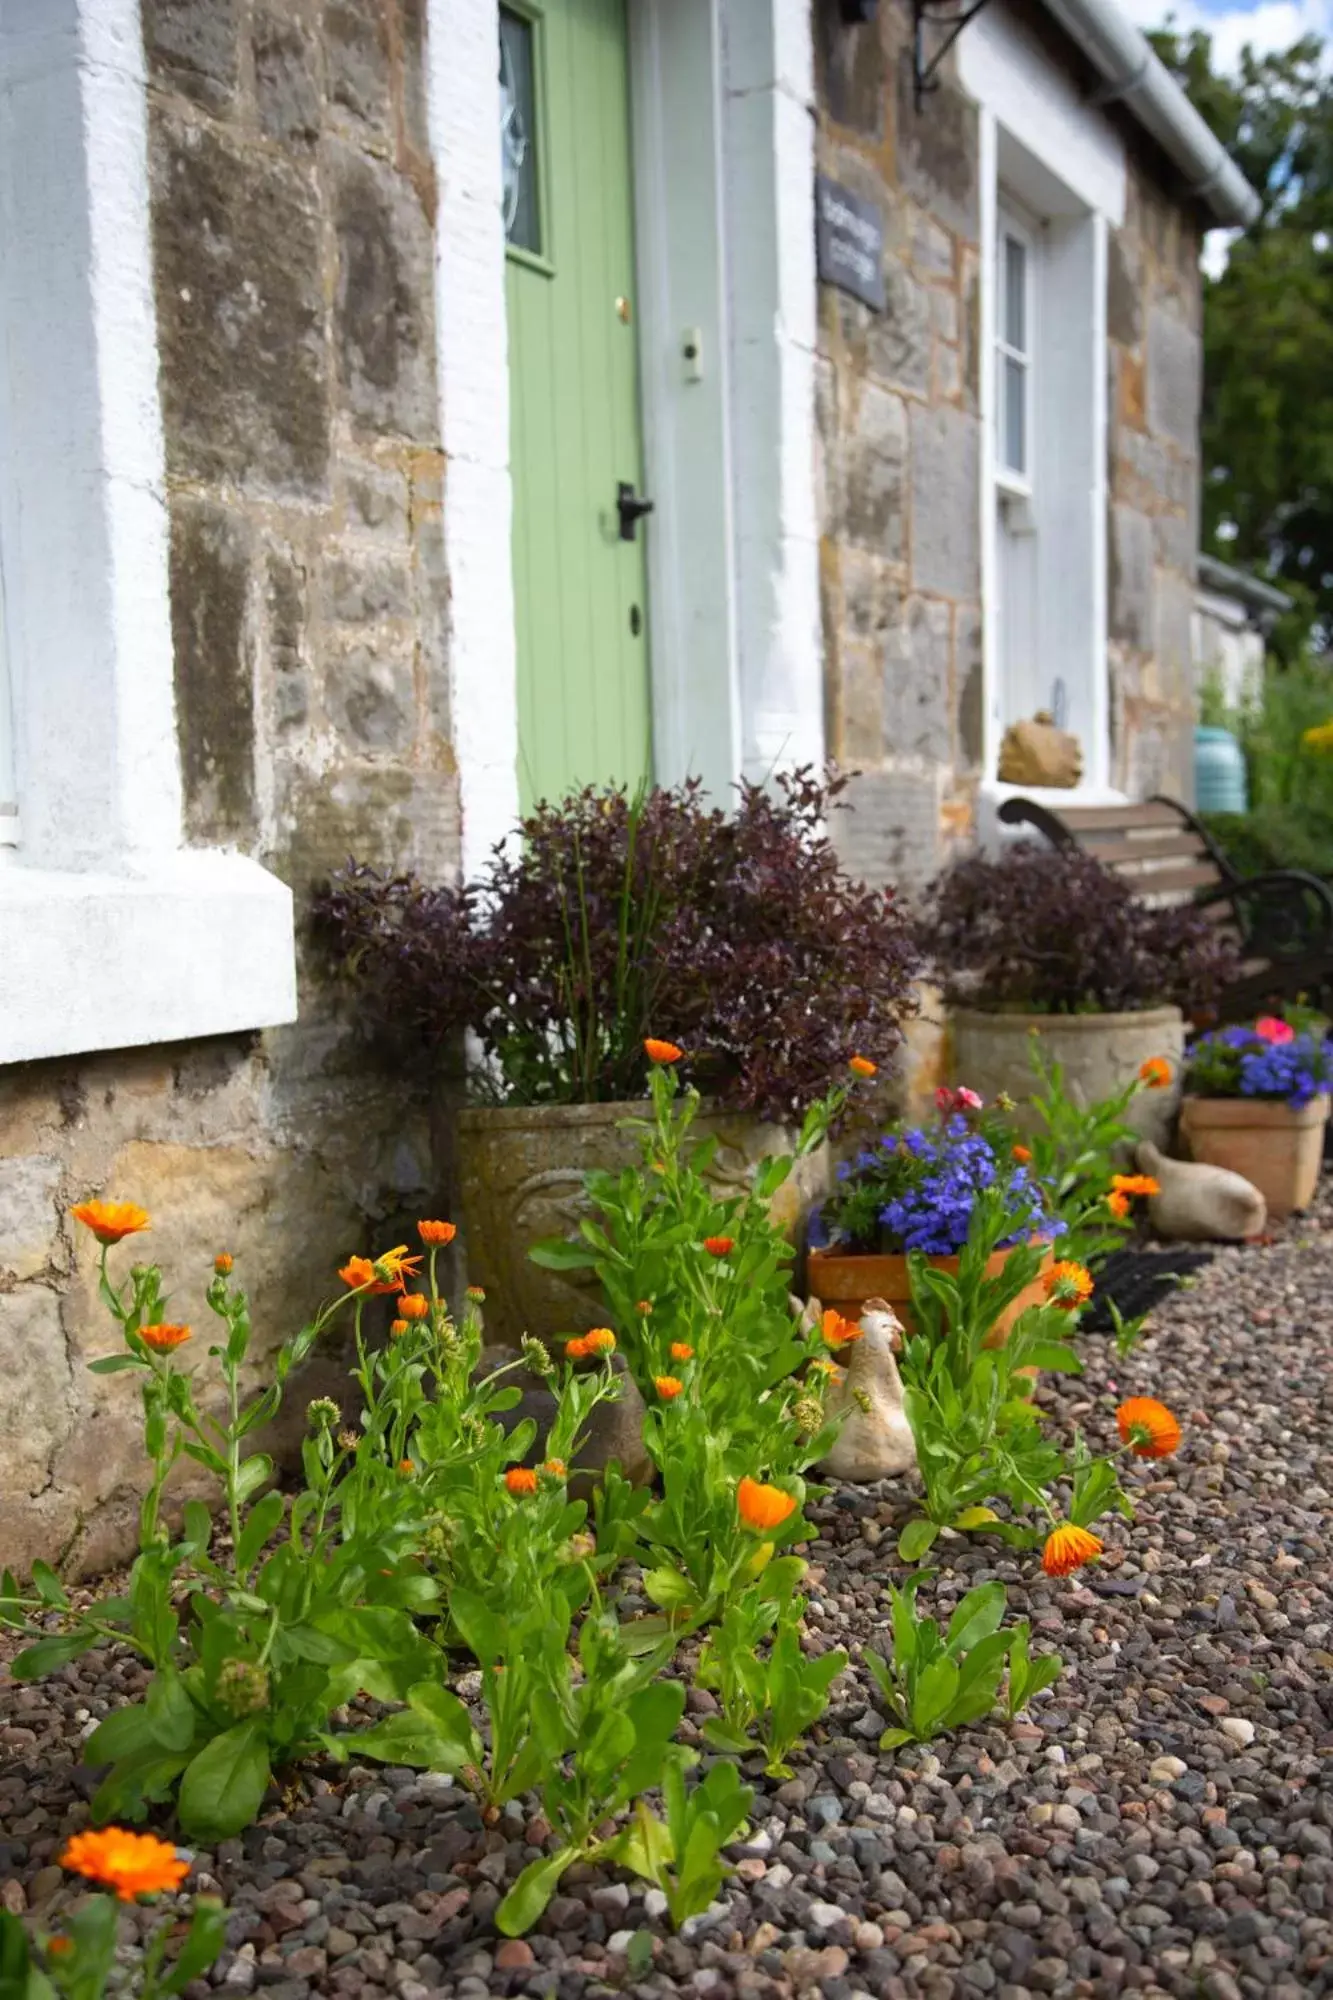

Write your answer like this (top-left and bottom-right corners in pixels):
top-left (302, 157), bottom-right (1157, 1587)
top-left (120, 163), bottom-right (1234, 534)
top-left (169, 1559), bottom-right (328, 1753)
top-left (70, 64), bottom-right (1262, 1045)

top-left (1003, 355), bottom-right (1026, 475)
top-left (1003, 234), bottom-right (1026, 353)
top-left (499, 10), bottom-right (540, 256)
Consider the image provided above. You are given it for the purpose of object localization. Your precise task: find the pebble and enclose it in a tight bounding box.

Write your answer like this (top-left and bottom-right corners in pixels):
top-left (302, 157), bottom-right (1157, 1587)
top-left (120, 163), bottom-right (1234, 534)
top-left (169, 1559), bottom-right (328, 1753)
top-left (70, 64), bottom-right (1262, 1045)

top-left (1219, 1715), bottom-right (1255, 1745)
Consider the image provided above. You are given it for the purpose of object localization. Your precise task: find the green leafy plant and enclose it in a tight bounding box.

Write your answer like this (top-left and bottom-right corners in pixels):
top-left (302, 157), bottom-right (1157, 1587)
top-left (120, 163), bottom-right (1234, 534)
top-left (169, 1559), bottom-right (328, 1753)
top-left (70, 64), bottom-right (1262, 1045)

top-left (532, 1058), bottom-right (853, 1614)
top-left (2, 1236), bottom-right (440, 1841)
top-left (610, 1760), bottom-right (755, 1929)
top-left (865, 1574), bottom-right (1062, 1746)
top-left (994, 1041), bottom-right (1146, 1265)
top-left (892, 1189), bottom-right (1089, 1557)
top-left (694, 1554), bottom-right (848, 1776)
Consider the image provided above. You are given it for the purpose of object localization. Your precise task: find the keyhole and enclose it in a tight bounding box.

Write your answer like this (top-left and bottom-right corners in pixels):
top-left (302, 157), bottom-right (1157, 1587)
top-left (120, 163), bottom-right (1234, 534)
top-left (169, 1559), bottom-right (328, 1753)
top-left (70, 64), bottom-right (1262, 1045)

top-left (629, 604), bottom-right (642, 637)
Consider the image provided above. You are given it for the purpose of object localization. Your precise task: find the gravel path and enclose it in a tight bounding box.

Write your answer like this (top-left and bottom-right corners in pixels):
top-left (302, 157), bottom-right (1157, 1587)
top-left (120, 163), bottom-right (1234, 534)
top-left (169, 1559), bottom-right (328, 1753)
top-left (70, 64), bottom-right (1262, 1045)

top-left (3, 1197), bottom-right (1331, 2000)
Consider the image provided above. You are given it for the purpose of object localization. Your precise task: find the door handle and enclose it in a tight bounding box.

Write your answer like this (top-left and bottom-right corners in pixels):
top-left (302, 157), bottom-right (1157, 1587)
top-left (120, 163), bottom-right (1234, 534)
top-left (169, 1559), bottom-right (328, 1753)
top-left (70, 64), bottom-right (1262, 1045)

top-left (617, 481), bottom-right (654, 541)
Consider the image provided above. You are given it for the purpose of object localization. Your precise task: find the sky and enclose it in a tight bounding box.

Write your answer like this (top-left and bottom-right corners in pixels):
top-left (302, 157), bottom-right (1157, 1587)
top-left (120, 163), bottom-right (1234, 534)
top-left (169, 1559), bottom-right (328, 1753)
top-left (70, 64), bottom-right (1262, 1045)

top-left (1121, 0), bottom-right (1329, 69)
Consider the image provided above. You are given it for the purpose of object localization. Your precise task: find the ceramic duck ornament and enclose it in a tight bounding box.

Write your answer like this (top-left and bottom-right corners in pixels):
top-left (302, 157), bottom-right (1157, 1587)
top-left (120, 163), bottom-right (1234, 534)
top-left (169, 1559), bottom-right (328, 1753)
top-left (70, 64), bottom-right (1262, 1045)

top-left (1137, 1139), bottom-right (1266, 1243)
top-left (817, 1296), bottom-right (918, 1483)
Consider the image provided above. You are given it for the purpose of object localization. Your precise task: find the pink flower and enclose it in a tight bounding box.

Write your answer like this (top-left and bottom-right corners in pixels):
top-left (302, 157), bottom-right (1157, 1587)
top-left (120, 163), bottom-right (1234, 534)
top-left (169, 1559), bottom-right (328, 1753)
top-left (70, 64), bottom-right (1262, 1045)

top-left (934, 1085), bottom-right (954, 1112)
top-left (955, 1086), bottom-right (983, 1110)
top-left (1254, 1016), bottom-right (1294, 1044)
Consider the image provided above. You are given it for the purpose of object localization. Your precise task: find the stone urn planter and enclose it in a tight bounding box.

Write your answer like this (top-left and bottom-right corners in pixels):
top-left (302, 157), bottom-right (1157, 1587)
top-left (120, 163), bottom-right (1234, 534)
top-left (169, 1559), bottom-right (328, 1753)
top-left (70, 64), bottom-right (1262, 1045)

top-left (806, 1242), bottom-right (1053, 1345)
top-left (457, 1099), bottom-right (829, 1346)
top-left (1178, 1095), bottom-right (1329, 1221)
top-left (950, 1005), bottom-right (1185, 1149)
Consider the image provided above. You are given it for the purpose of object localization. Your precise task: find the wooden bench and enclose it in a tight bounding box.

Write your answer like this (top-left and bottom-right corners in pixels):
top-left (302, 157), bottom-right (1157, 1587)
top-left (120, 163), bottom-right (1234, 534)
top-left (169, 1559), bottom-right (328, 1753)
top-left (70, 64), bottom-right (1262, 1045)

top-left (996, 792), bottom-right (1333, 1020)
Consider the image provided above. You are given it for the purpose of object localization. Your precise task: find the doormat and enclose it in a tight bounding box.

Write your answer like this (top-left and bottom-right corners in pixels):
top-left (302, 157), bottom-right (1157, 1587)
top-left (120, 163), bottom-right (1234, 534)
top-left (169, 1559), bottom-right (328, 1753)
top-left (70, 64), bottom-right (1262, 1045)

top-left (1080, 1246), bottom-right (1216, 1334)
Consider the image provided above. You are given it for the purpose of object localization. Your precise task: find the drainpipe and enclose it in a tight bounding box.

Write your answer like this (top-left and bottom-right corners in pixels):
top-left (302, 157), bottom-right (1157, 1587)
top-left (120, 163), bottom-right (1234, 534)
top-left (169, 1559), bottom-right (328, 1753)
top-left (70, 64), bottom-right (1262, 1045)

top-left (1039, 0), bottom-right (1261, 227)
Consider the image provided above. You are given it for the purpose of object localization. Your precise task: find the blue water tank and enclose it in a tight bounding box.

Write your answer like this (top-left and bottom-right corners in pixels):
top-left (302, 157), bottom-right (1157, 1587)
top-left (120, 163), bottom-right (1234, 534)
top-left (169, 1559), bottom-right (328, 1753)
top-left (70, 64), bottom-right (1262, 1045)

top-left (1194, 725), bottom-right (1248, 814)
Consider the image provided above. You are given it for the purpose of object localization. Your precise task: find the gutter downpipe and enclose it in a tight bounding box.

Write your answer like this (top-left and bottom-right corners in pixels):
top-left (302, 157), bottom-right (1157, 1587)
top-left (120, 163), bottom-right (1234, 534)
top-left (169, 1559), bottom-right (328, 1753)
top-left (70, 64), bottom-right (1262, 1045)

top-left (1038, 0), bottom-right (1262, 227)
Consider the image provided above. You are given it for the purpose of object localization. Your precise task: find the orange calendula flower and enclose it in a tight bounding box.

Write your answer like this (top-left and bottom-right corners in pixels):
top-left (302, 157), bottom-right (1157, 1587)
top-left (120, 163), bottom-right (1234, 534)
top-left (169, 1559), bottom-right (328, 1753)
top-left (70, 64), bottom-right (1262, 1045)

top-left (214, 1252), bottom-right (234, 1275)
top-left (417, 1220), bottom-right (457, 1246)
top-left (398, 1459), bottom-right (414, 1476)
top-left (644, 1037), bottom-right (684, 1064)
top-left (583, 1328), bottom-right (617, 1355)
top-left (338, 1255), bottom-right (409, 1297)
top-left (505, 1466), bottom-right (538, 1496)
top-left (60, 1828), bottom-right (189, 1902)
top-left (670, 1342), bottom-right (695, 1362)
top-left (398, 1293), bottom-right (430, 1321)
top-left (655, 1375), bottom-right (684, 1400)
top-left (809, 1356), bottom-right (846, 1383)
top-left (635, 1299), bottom-right (654, 1316)
top-left (1107, 1190), bottom-right (1131, 1219)
top-left (543, 1458), bottom-right (567, 1478)
top-left (1011, 1144), bottom-right (1032, 1165)
top-left (703, 1235), bottom-right (735, 1257)
top-left (737, 1476), bottom-right (798, 1533)
top-left (821, 1307), bottom-right (863, 1349)
top-left (71, 1201), bottom-right (150, 1245)
top-left (1042, 1522), bottom-right (1104, 1577)
top-left (140, 1323), bottom-right (191, 1352)
top-left (374, 1245), bottom-right (422, 1285)
top-left (849, 1055), bottom-right (877, 1078)
top-left (565, 1335), bottom-right (590, 1360)
top-left (389, 1318), bottom-right (410, 1339)
top-left (1116, 1396), bottom-right (1182, 1458)
top-left (466, 1285), bottom-right (486, 1302)
top-left (1044, 1260), bottom-right (1094, 1310)
top-left (1139, 1056), bottom-right (1172, 1089)
top-left (1111, 1173), bottom-right (1160, 1198)
top-left (46, 1937), bottom-right (73, 1957)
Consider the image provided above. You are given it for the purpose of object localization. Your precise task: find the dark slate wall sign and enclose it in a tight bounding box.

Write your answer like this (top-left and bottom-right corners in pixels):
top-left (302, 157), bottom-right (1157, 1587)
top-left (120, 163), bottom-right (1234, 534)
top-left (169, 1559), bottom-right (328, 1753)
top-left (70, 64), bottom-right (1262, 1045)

top-left (815, 175), bottom-right (885, 311)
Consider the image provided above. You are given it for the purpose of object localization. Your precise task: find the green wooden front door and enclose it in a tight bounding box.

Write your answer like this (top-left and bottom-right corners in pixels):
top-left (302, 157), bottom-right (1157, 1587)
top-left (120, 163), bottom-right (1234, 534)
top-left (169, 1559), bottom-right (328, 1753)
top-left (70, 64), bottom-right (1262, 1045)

top-left (501, 0), bottom-right (652, 811)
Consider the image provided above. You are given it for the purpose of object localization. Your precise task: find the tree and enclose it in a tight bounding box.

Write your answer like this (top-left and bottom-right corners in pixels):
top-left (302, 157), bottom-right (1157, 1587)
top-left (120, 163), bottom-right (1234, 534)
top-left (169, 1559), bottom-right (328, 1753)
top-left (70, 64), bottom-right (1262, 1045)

top-left (1150, 27), bottom-right (1333, 638)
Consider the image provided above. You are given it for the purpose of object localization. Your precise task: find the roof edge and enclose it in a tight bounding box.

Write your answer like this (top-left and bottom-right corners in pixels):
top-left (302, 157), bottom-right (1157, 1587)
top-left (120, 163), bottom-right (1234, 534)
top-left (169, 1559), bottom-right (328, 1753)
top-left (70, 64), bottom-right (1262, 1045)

top-left (1036, 0), bottom-right (1261, 227)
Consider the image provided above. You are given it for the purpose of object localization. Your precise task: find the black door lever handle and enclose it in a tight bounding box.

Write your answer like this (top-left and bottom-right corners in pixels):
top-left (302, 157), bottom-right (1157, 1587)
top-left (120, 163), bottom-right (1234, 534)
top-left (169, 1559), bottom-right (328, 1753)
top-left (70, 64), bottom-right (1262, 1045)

top-left (617, 481), bottom-right (654, 541)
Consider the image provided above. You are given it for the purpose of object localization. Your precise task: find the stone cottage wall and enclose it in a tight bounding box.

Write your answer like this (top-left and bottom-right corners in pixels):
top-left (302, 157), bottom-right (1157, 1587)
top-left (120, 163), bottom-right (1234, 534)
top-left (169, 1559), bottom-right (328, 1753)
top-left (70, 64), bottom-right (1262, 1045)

top-left (0, 0), bottom-right (457, 1576)
top-left (814, 0), bottom-right (1204, 892)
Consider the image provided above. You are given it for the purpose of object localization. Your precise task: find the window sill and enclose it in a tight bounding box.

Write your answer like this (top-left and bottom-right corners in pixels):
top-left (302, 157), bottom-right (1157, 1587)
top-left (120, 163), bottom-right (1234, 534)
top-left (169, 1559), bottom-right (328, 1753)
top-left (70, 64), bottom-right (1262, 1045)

top-left (0, 849), bottom-right (297, 1067)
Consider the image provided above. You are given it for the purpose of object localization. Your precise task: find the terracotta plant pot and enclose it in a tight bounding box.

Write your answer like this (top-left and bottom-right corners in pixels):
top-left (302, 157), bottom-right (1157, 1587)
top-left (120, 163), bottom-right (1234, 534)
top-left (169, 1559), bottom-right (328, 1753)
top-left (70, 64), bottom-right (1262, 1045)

top-left (806, 1241), bottom-right (1054, 1346)
top-left (950, 1005), bottom-right (1184, 1150)
top-left (1179, 1094), bottom-right (1329, 1221)
top-left (457, 1098), bottom-right (830, 1346)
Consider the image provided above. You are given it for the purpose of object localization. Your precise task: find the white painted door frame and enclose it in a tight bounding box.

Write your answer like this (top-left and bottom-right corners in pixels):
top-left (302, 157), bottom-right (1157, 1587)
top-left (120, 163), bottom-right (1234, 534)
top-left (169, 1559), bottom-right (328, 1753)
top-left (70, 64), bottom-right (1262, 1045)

top-left (426, 0), bottom-right (822, 875)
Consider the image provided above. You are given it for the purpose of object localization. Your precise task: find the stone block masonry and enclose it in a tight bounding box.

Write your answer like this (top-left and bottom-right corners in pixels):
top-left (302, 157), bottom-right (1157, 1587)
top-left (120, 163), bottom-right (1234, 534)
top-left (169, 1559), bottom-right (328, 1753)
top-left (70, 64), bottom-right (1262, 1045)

top-left (0, 0), bottom-right (459, 1573)
top-left (815, 0), bottom-right (983, 895)
top-left (1106, 164), bottom-right (1203, 802)
top-left (814, 0), bottom-right (1204, 886)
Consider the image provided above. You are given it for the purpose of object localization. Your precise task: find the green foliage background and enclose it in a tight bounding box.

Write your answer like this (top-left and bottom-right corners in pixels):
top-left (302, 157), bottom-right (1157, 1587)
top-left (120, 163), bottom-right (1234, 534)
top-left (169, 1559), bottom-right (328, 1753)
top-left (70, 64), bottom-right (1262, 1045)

top-left (1150, 26), bottom-right (1333, 640)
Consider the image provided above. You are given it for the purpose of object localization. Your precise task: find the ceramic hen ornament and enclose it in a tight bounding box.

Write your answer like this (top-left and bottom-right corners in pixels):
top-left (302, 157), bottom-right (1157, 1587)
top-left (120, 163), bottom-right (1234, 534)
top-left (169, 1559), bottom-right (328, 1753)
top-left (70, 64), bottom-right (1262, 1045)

top-left (816, 1295), bottom-right (919, 1482)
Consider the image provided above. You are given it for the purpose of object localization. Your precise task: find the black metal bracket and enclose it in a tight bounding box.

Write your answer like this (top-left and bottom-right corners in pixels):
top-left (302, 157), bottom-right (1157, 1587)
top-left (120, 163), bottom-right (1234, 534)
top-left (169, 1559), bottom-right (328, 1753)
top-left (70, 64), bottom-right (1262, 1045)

top-left (912, 0), bottom-right (994, 111)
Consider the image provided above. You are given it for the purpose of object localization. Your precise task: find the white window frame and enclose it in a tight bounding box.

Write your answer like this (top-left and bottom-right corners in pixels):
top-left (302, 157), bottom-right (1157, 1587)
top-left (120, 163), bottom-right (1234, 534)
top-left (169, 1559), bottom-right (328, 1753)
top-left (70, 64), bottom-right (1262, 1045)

top-left (960, 2), bottom-right (1128, 813)
top-left (995, 203), bottom-right (1036, 501)
top-left (0, 0), bottom-right (296, 1067)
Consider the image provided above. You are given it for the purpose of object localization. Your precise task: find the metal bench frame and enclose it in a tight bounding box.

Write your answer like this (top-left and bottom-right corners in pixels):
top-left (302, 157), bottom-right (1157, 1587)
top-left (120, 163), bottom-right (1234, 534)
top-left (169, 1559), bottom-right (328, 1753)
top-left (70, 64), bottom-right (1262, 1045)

top-left (996, 792), bottom-right (1333, 1021)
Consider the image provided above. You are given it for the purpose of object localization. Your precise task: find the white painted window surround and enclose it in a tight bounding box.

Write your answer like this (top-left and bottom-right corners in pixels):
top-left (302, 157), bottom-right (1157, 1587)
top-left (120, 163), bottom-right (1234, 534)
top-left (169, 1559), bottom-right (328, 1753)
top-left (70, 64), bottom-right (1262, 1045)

top-left (961, 0), bottom-right (1127, 817)
top-left (426, 0), bottom-right (822, 865)
top-left (0, 0), bottom-right (296, 1068)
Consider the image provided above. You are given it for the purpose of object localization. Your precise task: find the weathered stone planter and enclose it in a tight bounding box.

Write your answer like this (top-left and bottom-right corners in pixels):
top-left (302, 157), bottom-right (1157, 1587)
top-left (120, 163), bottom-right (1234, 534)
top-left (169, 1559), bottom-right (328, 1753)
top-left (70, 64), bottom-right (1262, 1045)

top-left (950, 1005), bottom-right (1185, 1148)
top-left (457, 1099), bottom-right (829, 1346)
top-left (806, 1241), bottom-right (1053, 1344)
top-left (1179, 1094), bottom-right (1329, 1221)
